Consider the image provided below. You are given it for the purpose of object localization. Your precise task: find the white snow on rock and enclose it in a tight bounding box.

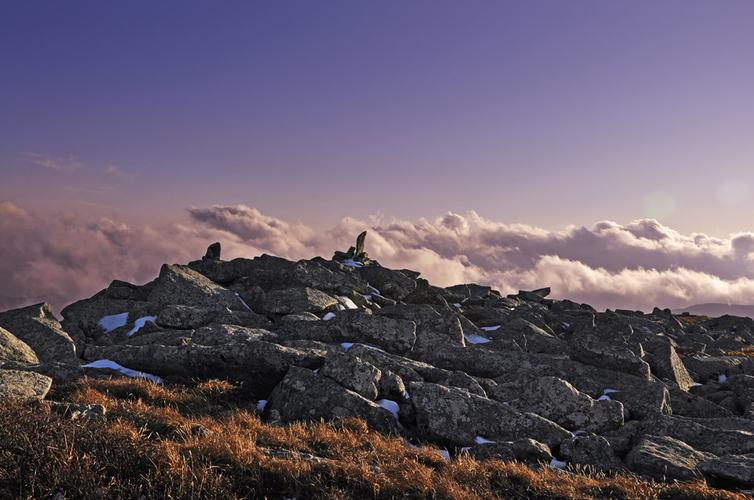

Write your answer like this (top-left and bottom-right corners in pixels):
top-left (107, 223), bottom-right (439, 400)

top-left (719, 374), bottom-right (728, 383)
top-left (341, 342), bottom-right (354, 351)
top-left (235, 293), bottom-right (252, 312)
top-left (322, 312), bottom-right (336, 321)
top-left (464, 333), bottom-right (491, 344)
top-left (256, 400), bottom-right (268, 412)
top-left (82, 359), bottom-right (162, 384)
top-left (549, 458), bottom-right (567, 469)
top-left (377, 399), bottom-right (400, 419)
top-left (367, 285), bottom-right (386, 299)
top-left (338, 296), bottom-right (358, 310)
top-left (337, 304), bottom-right (346, 311)
top-left (481, 325), bottom-right (501, 332)
top-left (597, 395), bottom-right (611, 401)
top-left (437, 449), bottom-right (450, 461)
top-left (98, 312), bottom-right (129, 333)
top-left (402, 390), bottom-right (411, 400)
top-left (125, 316), bottom-right (157, 337)
top-left (363, 294), bottom-right (373, 301)
top-left (452, 303), bottom-right (462, 309)
top-left (602, 388), bottom-right (619, 395)
top-left (341, 259), bottom-right (364, 268)
top-left (474, 436), bottom-right (496, 445)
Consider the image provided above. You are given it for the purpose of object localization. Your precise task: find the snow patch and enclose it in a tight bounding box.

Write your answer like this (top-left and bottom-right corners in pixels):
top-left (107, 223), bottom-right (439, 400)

top-left (597, 395), bottom-right (611, 401)
top-left (481, 325), bottom-right (501, 332)
top-left (98, 312), bottom-right (129, 333)
top-left (464, 333), bottom-right (491, 344)
top-left (256, 400), bottom-right (268, 412)
top-left (602, 388), bottom-right (620, 395)
top-left (474, 436), bottom-right (496, 445)
top-left (363, 294), bottom-right (373, 301)
top-left (402, 390), bottom-right (411, 400)
top-left (322, 312), bottom-right (336, 321)
top-left (341, 259), bottom-right (364, 268)
top-left (452, 303), bottom-right (462, 309)
top-left (83, 359), bottom-right (162, 384)
top-left (549, 458), bottom-right (567, 469)
top-left (377, 399), bottom-right (400, 419)
top-left (718, 374), bottom-right (728, 383)
top-left (341, 342), bottom-right (354, 351)
top-left (235, 293), bottom-right (252, 312)
top-left (437, 449), bottom-right (450, 461)
top-left (125, 316), bottom-right (157, 337)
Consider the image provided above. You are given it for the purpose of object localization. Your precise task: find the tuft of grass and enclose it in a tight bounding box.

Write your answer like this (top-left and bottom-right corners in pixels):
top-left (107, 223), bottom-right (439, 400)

top-left (0, 377), bottom-right (746, 499)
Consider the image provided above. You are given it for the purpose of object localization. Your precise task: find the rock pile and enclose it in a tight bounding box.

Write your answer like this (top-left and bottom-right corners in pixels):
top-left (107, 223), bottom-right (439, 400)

top-left (1, 232), bottom-right (754, 490)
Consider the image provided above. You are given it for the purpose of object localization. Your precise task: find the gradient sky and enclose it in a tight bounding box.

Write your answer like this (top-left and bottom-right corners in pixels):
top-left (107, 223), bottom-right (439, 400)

top-left (3, 1), bottom-right (754, 234)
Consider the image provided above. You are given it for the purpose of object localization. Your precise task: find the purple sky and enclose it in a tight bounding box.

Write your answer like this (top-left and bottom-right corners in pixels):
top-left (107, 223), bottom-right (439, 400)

top-left (3, 2), bottom-right (754, 311)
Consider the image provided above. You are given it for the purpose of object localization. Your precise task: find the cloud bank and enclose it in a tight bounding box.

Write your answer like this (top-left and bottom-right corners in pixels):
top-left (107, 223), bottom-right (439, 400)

top-left (3, 201), bottom-right (754, 313)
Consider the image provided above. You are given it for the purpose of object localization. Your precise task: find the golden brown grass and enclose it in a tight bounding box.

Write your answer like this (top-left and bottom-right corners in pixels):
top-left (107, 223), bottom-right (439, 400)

top-left (0, 377), bottom-right (745, 499)
top-left (725, 346), bottom-right (754, 357)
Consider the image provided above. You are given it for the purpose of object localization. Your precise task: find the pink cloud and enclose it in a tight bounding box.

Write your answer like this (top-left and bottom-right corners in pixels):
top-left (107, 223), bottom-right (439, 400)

top-left (4, 201), bottom-right (754, 313)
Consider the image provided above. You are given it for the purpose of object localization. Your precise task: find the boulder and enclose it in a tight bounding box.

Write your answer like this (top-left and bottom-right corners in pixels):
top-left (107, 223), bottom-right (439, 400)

top-left (559, 433), bottom-right (624, 472)
top-left (279, 311), bottom-right (417, 354)
top-left (204, 242), bottom-right (221, 260)
top-left (0, 369), bottom-right (52, 400)
top-left (147, 264), bottom-right (242, 310)
top-left (409, 382), bottom-right (571, 447)
top-left (468, 438), bottom-right (552, 464)
top-left (0, 303), bottom-right (77, 363)
top-left (84, 340), bottom-right (322, 397)
top-left (517, 376), bottom-right (624, 433)
top-left (644, 342), bottom-right (695, 391)
top-left (700, 454), bottom-right (754, 488)
top-left (259, 287), bottom-right (339, 315)
top-left (266, 366), bottom-right (399, 434)
top-left (626, 435), bottom-right (711, 481)
top-left (570, 333), bottom-right (651, 379)
top-left (320, 351), bottom-right (382, 400)
top-left (0, 326), bottom-right (39, 364)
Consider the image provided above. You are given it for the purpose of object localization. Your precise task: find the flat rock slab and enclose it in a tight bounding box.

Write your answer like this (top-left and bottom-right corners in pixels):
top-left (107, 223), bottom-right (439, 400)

top-left (0, 369), bottom-right (52, 400)
top-left (626, 435), bottom-right (712, 481)
top-left (410, 381), bottom-right (571, 447)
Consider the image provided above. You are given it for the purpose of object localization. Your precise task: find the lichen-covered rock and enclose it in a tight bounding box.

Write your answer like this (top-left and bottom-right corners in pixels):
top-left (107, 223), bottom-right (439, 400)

top-left (517, 376), bottom-right (624, 433)
top-left (259, 287), bottom-right (339, 315)
top-left (559, 433), bottom-right (624, 472)
top-left (0, 369), bottom-right (52, 400)
top-left (700, 454), bottom-right (754, 487)
top-left (147, 264), bottom-right (242, 310)
top-left (467, 438), bottom-right (552, 464)
top-left (320, 351), bottom-right (381, 400)
top-left (266, 366), bottom-right (399, 434)
top-left (0, 303), bottom-right (77, 363)
top-left (0, 326), bottom-right (38, 364)
top-left (410, 382), bottom-right (571, 447)
top-left (626, 435), bottom-right (712, 481)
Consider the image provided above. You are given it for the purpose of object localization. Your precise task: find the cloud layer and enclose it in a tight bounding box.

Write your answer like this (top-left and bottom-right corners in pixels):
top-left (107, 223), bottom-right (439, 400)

top-left (4, 201), bottom-right (754, 314)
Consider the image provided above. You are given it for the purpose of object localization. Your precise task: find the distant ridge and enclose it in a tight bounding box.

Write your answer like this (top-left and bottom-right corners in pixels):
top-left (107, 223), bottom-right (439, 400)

top-left (674, 302), bottom-right (754, 318)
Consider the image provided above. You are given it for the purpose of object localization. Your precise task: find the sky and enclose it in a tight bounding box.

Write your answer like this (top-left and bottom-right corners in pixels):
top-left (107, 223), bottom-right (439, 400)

top-left (3, 1), bottom-right (754, 312)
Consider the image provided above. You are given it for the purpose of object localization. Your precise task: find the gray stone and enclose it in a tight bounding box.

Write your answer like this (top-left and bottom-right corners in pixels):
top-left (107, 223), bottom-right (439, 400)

top-left (147, 264), bottom-right (242, 310)
top-left (259, 287), bottom-right (339, 315)
top-left (0, 326), bottom-right (38, 364)
top-left (560, 433), bottom-right (624, 472)
top-left (468, 438), bottom-right (552, 464)
top-left (320, 351), bottom-right (382, 400)
top-left (267, 366), bottom-right (399, 434)
top-left (0, 303), bottom-right (77, 364)
top-left (700, 454), bottom-right (754, 487)
top-left (517, 376), bottom-right (624, 433)
top-left (626, 435), bottom-right (711, 481)
top-left (410, 381), bottom-right (571, 447)
top-left (0, 369), bottom-right (52, 400)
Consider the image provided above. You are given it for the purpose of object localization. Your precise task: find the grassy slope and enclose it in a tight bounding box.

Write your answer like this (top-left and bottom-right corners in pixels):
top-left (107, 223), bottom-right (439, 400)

top-left (0, 377), bottom-right (745, 500)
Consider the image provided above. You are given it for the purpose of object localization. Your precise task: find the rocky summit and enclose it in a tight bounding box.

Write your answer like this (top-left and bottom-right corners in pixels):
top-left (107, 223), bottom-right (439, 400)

top-left (2, 232), bottom-right (754, 493)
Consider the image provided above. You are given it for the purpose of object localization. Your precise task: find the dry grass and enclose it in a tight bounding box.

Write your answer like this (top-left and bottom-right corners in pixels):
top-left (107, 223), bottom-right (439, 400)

top-left (0, 377), bottom-right (746, 499)
top-left (725, 346), bottom-right (754, 358)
